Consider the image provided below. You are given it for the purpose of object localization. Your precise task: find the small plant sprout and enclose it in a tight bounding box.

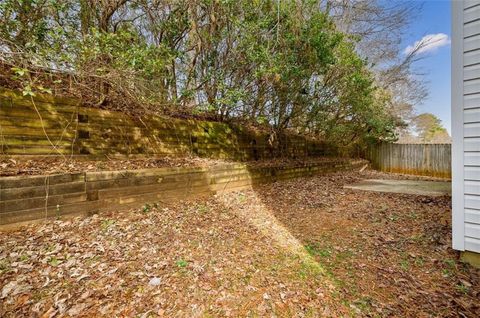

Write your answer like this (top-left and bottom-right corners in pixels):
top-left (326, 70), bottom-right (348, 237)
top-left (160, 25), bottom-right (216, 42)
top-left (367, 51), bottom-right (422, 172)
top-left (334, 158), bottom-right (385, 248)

top-left (399, 259), bottom-right (410, 271)
top-left (101, 219), bottom-right (115, 230)
top-left (456, 283), bottom-right (469, 295)
top-left (48, 257), bottom-right (60, 267)
top-left (142, 203), bottom-right (151, 213)
top-left (237, 193), bottom-right (246, 203)
top-left (196, 204), bottom-right (209, 214)
top-left (0, 261), bottom-right (10, 274)
top-left (11, 67), bottom-right (27, 77)
top-left (176, 259), bottom-right (188, 268)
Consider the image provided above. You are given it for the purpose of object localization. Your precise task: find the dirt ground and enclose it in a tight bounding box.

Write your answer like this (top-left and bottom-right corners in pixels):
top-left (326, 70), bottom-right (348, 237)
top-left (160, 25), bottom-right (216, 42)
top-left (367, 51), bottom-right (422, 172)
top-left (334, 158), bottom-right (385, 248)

top-left (0, 156), bottom-right (219, 176)
top-left (1, 170), bottom-right (479, 317)
top-left (0, 156), bottom-right (341, 176)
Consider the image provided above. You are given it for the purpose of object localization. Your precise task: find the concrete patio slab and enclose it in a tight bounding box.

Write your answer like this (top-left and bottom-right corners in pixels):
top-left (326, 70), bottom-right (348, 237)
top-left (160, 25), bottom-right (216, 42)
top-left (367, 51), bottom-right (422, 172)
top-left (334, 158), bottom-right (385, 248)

top-left (344, 179), bottom-right (451, 196)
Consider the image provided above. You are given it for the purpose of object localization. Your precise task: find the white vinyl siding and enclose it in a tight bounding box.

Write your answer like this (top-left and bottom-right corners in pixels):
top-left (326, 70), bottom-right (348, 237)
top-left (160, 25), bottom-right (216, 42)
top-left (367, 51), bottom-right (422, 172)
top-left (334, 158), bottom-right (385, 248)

top-left (453, 0), bottom-right (480, 253)
top-left (464, 4), bottom-right (480, 22)
top-left (465, 208), bottom-right (480, 223)
top-left (463, 108), bottom-right (480, 122)
top-left (464, 93), bottom-right (480, 108)
top-left (464, 166), bottom-right (480, 180)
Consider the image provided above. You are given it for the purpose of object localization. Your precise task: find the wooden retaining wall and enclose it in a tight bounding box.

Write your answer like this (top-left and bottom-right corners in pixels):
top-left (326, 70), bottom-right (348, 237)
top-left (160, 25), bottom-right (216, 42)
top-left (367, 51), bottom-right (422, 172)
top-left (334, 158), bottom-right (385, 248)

top-left (0, 88), bottom-right (331, 159)
top-left (0, 159), bottom-right (365, 228)
top-left (367, 143), bottom-right (451, 178)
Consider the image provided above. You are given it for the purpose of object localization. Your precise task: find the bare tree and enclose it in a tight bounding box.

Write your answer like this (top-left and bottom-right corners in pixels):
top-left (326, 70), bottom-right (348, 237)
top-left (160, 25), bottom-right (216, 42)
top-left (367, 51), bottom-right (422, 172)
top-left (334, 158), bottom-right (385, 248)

top-left (324, 0), bottom-right (427, 123)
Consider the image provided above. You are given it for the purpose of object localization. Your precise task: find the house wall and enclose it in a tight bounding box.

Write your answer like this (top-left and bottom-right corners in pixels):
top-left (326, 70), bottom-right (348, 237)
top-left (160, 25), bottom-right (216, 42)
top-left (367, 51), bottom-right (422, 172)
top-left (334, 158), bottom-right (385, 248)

top-left (452, 0), bottom-right (480, 254)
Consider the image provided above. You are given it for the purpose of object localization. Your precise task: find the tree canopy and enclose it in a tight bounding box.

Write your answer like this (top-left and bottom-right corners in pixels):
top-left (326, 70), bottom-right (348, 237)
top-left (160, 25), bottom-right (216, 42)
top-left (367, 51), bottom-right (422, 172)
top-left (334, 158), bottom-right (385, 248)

top-left (0, 0), bottom-right (408, 150)
top-left (413, 113), bottom-right (451, 143)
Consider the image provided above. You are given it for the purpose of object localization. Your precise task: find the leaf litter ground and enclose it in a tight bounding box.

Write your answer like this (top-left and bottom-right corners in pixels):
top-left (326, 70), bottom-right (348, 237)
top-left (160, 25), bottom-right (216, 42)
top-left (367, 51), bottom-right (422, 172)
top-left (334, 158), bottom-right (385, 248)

top-left (1, 170), bottom-right (479, 317)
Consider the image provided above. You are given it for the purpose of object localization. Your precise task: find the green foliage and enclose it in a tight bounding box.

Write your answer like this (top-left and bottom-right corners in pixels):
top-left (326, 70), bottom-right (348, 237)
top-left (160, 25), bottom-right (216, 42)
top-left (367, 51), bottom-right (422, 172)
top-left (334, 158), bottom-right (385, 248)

top-left (142, 204), bottom-right (151, 213)
top-left (456, 283), bottom-right (470, 295)
top-left (78, 28), bottom-right (172, 77)
top-left (0, 0), bottom-right (400, 150)
top-left (0, 260), bottom-right (10, 274)
top-left (176, 259), bottom-right (188, 268)
top-left (100, 219), bottom-right (115, 231)
top-left (195, 204), bottom-right (209, 214)
top-left (413, 113), bottom-right (450, 143)
top-left (47, 256), bottom-right (60, 267)
top-left (305, 243), bottom-right (332, 258)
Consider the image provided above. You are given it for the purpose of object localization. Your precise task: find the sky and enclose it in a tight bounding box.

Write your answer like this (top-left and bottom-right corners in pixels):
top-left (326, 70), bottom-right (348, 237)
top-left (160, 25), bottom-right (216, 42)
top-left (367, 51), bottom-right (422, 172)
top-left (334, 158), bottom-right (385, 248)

top-left (400, 0), bottom-right (451, 133)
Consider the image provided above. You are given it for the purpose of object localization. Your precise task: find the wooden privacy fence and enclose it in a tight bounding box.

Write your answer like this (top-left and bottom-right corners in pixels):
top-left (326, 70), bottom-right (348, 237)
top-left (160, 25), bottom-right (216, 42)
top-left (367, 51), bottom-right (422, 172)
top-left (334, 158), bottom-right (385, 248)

top-left (366, 143), bottom-right (452, 178)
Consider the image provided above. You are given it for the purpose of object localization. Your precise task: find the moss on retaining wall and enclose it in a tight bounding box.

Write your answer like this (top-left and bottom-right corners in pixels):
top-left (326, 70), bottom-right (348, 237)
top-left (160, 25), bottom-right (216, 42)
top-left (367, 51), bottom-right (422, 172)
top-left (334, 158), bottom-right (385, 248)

top-left (0, 87), bottom-right (332, 159)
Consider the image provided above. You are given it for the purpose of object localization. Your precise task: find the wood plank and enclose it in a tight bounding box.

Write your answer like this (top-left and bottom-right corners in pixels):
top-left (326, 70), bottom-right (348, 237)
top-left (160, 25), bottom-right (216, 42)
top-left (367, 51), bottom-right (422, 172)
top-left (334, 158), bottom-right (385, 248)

top-left (96, 177), bottom-right (218, 200)
top-left (0, 92), bottom-right (79, 109)
top-left (0, 125), bottom-right (76, 138)
top-left (0, 181), bottom-right (85, 201)
top-left (97, 187), bottom-right (215, 212)
top-left (1, 137), bottom-right (73, 147)
top-left (0, 173), bottom-right (84, 189)
top-left (0, 192), bottom-right (87, 213)
top-left (0, 105), bottom-right (73, 119)
top-left (0, 116), bottom-right (74, 130)
top-left (0, 200), bottom-right (97, 225)
top-left (0, 145), bottom-right (74, 155)
top-left (85, 166), bottom-right (212, 182)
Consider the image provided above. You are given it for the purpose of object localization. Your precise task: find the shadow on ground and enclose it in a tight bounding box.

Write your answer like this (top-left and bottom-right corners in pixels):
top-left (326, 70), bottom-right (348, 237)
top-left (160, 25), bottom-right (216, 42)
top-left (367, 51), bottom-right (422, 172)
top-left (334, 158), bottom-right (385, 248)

top-left (231, 169), bottom-right (479, 317)
top-left (1, 169), bottom-right (479, 317)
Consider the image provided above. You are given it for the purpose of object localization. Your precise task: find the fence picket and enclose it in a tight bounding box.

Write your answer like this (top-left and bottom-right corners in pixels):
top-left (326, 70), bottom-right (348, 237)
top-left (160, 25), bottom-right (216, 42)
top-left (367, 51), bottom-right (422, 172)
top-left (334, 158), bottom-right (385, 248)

top-left (366, 143), bottom-right (451, 178)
